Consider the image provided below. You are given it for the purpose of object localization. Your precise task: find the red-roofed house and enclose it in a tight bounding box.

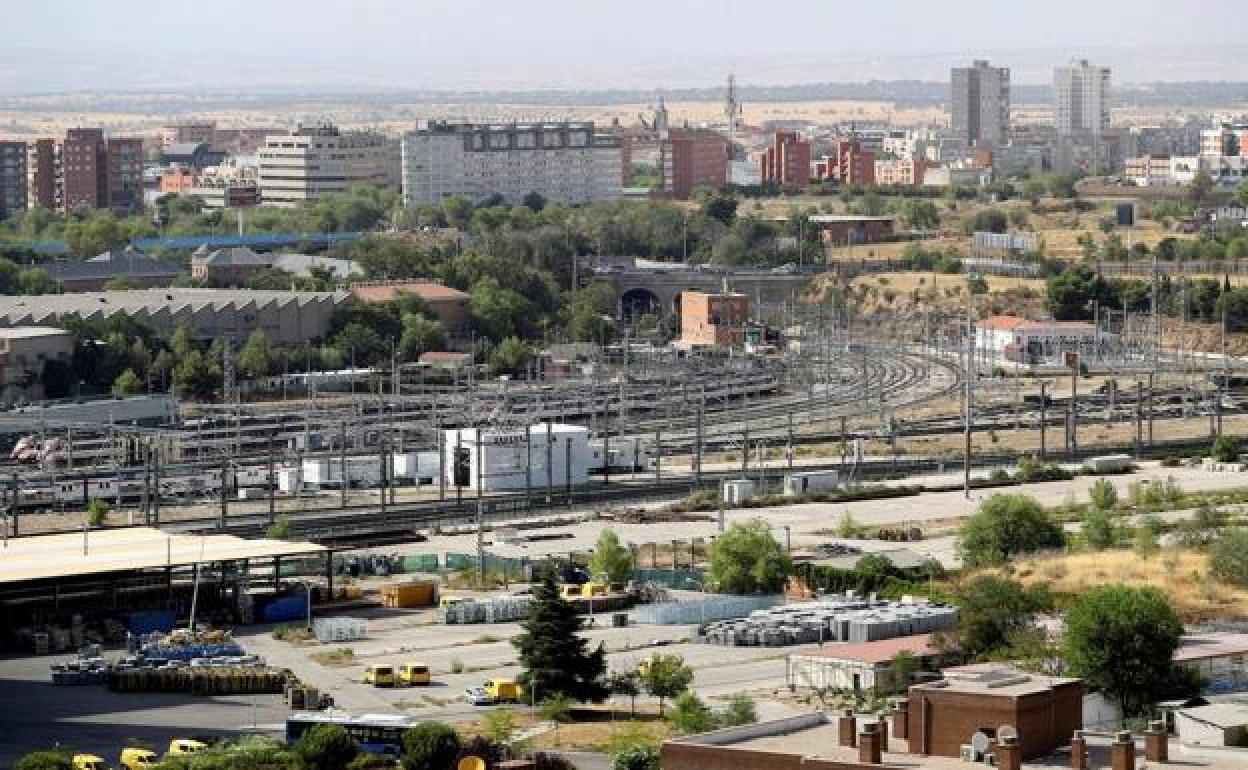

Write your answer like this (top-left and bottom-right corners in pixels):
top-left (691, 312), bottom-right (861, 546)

top-left (975, 314), bottom-right (1102, 364)
top-left (786, 633), bottom-right (950, 694)
top-left (350, 281), bottom-right (471, 341)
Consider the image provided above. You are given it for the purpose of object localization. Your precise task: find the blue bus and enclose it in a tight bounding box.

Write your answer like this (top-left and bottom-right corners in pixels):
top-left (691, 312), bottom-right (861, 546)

top-left (286, 712), bottom-right (417, 756)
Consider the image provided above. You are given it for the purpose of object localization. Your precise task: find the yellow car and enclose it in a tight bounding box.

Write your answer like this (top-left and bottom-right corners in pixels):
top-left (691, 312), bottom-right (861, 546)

top-left (364, 664), bottom-right (396, 687)
top-left (397, 663), bottom-right (431, 686)
top-left (166, 739), bottom-right (207, 758)
top-left (119, 749), bottom-right (158, 770)
top-left (73, 755), bottom-right (109, 770)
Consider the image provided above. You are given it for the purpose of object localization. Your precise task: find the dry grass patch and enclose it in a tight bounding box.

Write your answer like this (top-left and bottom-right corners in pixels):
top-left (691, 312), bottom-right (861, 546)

top-left (998, 548), bottom-right (1248, 622)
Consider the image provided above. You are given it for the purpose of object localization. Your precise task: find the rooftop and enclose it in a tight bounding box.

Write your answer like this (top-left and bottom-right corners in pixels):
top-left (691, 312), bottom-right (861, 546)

top-left (976, 314), bottom-right (1096, 331)
top-left (1179, 703), bottom-right (1248, 729)
top-left (0, 527), bottom-right (325, 585)
top-left (912, 664), bottom-right (1081, 697)
top-left (789, 632), bottom-right (943, 665)
top-left (1175, 632), bottom-right (1248, 663)
top-left (191, 246), bottom-right (268, 267)
top-left (350, 281), bottom-right (469, 303)
top-left (0, 326), bottom-right (72, 340)
top-left (0, 288), bottom-right (345, 324)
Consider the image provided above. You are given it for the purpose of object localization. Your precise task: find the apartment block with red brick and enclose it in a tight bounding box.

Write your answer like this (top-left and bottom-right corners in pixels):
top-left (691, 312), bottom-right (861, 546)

top-left (664, 129), bottom-right (729, 199)
top-left (760, 130), bottom-right (811, 187)
top-left (680, 291), bottom-right (749, 348)
top-left (62, 128), bottom-right (108, 211)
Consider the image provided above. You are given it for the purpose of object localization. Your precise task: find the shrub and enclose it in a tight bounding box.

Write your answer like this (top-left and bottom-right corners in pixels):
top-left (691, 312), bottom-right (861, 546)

top-left (1212, 435), bottom-right (1240, 463)
top-left (449, 657), bottom-right (465, 674)
top-left (86, 498), bottom-right (110, 527)
top-left (1088, 478), bottom-right (1118, 510)
top-left (1082, 508), bottom-right (1117, 550)
top-left (401, 722), bottom-right (461, 770)
top-left (958, 494), bottom-right (1066, 567)
top-left (1209, 529), bottom-right (1248, 587)
top-left (295, 724), bottom-right (359, 770)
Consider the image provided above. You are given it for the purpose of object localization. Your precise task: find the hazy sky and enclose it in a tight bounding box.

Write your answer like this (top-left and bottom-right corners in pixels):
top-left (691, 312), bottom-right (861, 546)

top-left (3, 0), bottom-right (1246, 93)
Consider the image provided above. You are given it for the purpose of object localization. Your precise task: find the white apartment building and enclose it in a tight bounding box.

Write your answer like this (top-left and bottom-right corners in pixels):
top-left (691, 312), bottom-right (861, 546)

top-left (1054, 59), bottom-right (1111, 137)
top-left (258, 124), bottom-right (399, 207)
top-left (401, 121), bottom-right (622, 206)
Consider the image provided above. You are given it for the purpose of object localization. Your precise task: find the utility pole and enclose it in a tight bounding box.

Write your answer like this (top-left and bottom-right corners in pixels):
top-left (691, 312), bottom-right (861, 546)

top-left (151, 439), bottom-right (161, 527)
top-left (267, 437), bottom-right (276, 526)
top-left (219, 454), bottom-right (229, 530)
top-left (339, 420), bottom-right (348, 509)
top-left (963, 289), bottom-right (974, 499)
top-left (1039, 381), bottom-right (1048, 459)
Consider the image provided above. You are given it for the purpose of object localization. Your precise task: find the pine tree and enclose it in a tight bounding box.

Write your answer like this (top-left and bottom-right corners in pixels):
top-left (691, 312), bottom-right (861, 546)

top-left (513, 570), bottom-right (608, 702)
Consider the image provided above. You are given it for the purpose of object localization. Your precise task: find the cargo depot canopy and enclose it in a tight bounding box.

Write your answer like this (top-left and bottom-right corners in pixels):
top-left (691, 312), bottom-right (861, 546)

top-left (0, 527), bottom-right (326, 584)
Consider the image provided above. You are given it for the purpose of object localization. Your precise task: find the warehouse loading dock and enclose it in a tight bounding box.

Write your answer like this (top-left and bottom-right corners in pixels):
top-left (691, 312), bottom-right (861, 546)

top-left (0, 527), bottom-right (328, 651)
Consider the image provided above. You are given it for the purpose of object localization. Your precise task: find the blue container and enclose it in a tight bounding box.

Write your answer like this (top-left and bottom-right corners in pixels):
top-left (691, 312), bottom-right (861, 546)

top-left (126, 610), bottom-right (178, 635)
top-left (261, 596), bottom-right (308, 624)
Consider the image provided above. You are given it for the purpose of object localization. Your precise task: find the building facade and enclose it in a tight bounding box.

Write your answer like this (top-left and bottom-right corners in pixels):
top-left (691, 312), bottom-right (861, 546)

top-left (61, 128), bottom-right (108, 211)
top-left (951, 60), bottom-right (1011, 148)
top-left (401, 121), bottom-right (623, 206)
top-left (760, 130), bottom-right (811, 187)
top-left (679, 291), bottom-right (749, 348)
top-left (258, 124), bottom-right (399, 207)
top-left (1055, 59), bottom-right (1111, 137)
top-left (0, 327), bottom-right (75, 406)
top-left (0, 141), bottom-right (27, 218)
top-left (662, 129), bottom-right (729, 199)
top-left (18, 130), bottom-right (144, 213)
top-left (26, 139), bottom-right (58, 210)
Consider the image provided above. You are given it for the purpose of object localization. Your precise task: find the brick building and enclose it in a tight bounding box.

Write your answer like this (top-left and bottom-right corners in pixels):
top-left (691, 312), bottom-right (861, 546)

top-left (0, 327), bottom-right (75, 406)
top-left (809, 215), bottom-right (896, 245)
top-left (906, 666), bottom-right (1082, 760)
top-left (663, 128), bottom-right (729, 199)
top-left (20, 130), bottom-right (144, 213)
top-left (761, 130), bottom-right (811, 187)
top-left (679, 291), bottom-right (748, 348)
top-left (350, 280), bottom-right (472, 342)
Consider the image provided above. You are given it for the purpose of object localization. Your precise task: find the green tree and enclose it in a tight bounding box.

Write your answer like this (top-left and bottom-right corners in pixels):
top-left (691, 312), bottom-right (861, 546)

top-left (1083, 507), bottom-right (1117, 550)
top-left (639, 654), bottom-right (694, 715)
top-left (1062, 585), bottom-right (1188, 717)
top-left (886, 650), bottom-right (921, 693)
top-left (952, 575), bottom-right (1051, 660)
top-left (469, 277), bottom-right (536, 341)
top-left (237, 329), bottom-right (274, 380)
top-left (86, 497), bottom-right (110, 527)
top-left (608, 669), bottom-right (642, 717)
top-left (487, 336), bottom-right (533, 378)
top-left (1046, 264), bottom-right (1119, 321)
top-left (1209, 529), bottom-right (1248, 587)
top-left (14, 751), bottom-right (73, 770)
top-left (111, 367), bottom-right (144, 396)
top-left (398, 314), bottom-right (446, 360)
top-left (294, 723), bottom-right (360, 770)
top-left (590, 528), bottom-right (634, 585)
top-left (899, 199), bottom-right (940, 230)
top-left (401, 721), bottom-right (461, 770)
top-left (1088, 478), bottom-right (1118, 510)
top-left (668, 692), bottom-right (717, 734)
top-left (706, 518), bottom-right (792, 594)
top-left (17, 267), bottom-right (58, 294)
top-left (702, 193), bottom-right (739, 225)
top-left (513, 570), bottom-right (608, 702)
top-left (171, 349), bottom-right (221, 400)
top-left (958, 494), bottom-right (1065, 567)
top-left (1190, 169), bottom-right (1214, 205)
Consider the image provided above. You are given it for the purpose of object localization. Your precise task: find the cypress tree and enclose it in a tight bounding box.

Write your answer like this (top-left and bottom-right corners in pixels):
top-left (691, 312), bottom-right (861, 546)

top-left (512, 570), bottom-right (608, 702)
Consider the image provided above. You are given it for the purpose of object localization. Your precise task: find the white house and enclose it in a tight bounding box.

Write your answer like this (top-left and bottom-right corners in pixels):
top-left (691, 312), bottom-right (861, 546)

top-left (975, 315), bottom-right (1101, 364)
top-left (443, 424), bottom-right (590, 492)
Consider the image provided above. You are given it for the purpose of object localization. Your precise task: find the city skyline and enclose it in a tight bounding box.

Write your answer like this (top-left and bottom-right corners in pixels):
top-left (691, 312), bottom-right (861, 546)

top-left (2, 0), bottom-right (1246, 94)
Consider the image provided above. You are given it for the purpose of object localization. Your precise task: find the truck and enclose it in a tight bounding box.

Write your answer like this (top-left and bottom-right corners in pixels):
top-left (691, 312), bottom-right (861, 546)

top-left (782, 469), bottom-right (841, 497)
top-left (466, 678), bottom-right (524, 705)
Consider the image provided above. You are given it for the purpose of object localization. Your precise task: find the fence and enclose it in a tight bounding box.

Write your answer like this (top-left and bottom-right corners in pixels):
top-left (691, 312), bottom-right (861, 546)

top-left (633, 594), bottom-right (782, 625)
top-left (631, 568), bottom-right (706, 590)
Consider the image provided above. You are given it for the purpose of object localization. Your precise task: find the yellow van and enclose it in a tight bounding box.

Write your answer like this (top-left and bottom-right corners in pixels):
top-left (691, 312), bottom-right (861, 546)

top-left (364, 664), bottom-right (396, 687)
top-left (73, 755), bottom-right (109, 770)
top-left (397, 662), bottom-right (431, 686)
top-left (119, 749), bottom-right (158, 770)
top-left (484, 678), bottom-right (523, 703)
top-left (166, 739), bottom-right (207, 757)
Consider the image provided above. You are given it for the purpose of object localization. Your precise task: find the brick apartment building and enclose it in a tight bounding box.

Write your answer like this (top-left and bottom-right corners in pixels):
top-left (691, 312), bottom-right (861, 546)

top-left (760, 130), bottom-right (811, 187)
top-left (815, 137), bottom-right (877, 186)
top-left (679, 291), bottom-right (749, 348)
top-left (21, 129), bottom-right (145, 214)
top-left (662, 128), bottom-right (730, 199)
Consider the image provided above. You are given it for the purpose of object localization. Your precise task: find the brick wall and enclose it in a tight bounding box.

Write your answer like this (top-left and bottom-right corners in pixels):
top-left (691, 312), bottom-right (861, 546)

top-left (660, 742), bottom-right (899, 770)
top-left (907, 682), bottom-right (1082, 760)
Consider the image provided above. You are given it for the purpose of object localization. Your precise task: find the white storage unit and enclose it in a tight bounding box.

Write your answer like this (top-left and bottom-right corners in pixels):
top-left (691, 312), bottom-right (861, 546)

top-left (721, 479), bottom-right (757, 505)
top-left (443, 423), bottom-right (591, 492)
top-left (277, 467), bottom-right (301, 494)
top-left (301, 456), bottom-right (384, 488)
top-left (589, 437), bottom-right (654, 473)
top-left (783, 470), bottom-right (841, 497)
top-left (391, 451), bottom-right (440, 484)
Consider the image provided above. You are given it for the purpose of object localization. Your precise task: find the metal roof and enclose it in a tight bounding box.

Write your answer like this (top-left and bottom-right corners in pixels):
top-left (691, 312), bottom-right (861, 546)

top-left (0, 288), bottom-right (346, 327)
top-left (0, 527), bottom-right (325, 584)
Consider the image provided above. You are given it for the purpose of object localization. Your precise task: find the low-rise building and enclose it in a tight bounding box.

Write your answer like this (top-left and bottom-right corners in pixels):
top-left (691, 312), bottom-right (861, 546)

top-left (906, 665), bottom-right (1082, 760)
top-left (975, 315), bottom-right (1100, 364)
top-left (350, 281), bottom-right (472, 340)
top-left (1176, 703), bottom-right (1248, 748)
top-left (679, 291), bottom-right (748, 348)
top-left (0, 327), bottom-right (74, 406)
top-left (1174, 632), bottom-right (1248, 689)
top-left (0, 289), bottom-right (345, 345)
top-left (443, 424), bottom-right (590, 492)
top-left (43, 247), bottom-right (183, 291)
top-left (191, 246), bottom-right (269, 286)
top-left (809, 215), bottom-right (896, 245)
top-left (786, 633), bottom-right (947, 694)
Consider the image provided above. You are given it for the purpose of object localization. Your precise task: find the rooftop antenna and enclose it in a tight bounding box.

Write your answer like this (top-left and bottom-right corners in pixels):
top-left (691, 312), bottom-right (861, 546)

top-left (724, 74), bottom-right (742, 183)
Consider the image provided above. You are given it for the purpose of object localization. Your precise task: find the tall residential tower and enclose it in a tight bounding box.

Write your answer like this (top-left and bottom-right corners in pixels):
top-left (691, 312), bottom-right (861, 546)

top-left (951, 60), bottom-right (1011, 148)
top-left (1055, 59), bottom-right (1111, 137)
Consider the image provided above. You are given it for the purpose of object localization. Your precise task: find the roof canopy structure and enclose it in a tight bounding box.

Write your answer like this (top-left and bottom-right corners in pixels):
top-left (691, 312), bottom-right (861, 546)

top-left (0, 527), bottom-right (325, 585)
